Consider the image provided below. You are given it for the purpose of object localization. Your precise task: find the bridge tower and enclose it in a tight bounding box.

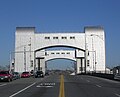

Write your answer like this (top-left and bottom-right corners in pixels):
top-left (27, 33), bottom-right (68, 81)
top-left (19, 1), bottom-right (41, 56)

top-left (14, 26), bottom-right (106, 74)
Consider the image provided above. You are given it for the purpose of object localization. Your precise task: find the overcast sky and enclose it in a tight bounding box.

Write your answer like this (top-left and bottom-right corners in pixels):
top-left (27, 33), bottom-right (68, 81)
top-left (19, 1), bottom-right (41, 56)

top-left (0, 0), bottom-right (120, 69)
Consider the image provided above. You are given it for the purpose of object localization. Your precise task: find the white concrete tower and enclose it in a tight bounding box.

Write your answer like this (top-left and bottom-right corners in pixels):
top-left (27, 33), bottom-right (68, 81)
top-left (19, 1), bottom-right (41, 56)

top-left (14, 26), bottom-right (106, 74)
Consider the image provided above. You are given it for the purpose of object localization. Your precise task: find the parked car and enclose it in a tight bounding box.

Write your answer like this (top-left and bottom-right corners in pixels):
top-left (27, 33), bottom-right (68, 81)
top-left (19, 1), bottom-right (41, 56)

top-left (12, 72), bottom-right (20, 80)
top-left (21, 72), bottom-right (31, 78)
top-left (45, 71), bottom-right (49, 76)
top-left (35, 71), bottom-right (44, 78)
top-left (0, 71), bottom-right (13, 82)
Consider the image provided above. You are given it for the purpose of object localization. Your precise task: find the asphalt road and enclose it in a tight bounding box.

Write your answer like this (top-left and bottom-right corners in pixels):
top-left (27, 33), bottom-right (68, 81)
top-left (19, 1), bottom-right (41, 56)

top-left (0, 74), bottom-right (120, 97)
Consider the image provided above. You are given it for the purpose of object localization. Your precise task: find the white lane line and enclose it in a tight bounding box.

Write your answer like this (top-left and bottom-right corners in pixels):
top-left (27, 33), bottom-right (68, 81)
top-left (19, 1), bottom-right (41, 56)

top-left (9, 82), bottom-right (36, 97)
top-left (96, 84), bottom-right (102, 88)
top-left (86, 80), bottom-right (90, 82)
top-left (115, 93), bottom-right (120, 97)
top-left (36, 85), bottom-right (53, 88)
top-left (36, 82), bottom-right (55, 88)
top-left (0, 83), bottom-right (7, 86)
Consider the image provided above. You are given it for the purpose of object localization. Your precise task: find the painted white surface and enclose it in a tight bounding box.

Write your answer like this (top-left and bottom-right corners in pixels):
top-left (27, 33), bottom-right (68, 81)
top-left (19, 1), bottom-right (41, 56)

top-left (14, 26), bottom-right (106, 73)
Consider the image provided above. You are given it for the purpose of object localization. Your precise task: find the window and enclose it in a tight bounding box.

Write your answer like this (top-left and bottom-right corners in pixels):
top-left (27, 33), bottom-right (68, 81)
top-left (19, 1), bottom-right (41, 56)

top-left (61, 37), bottom-right (67, 39)
top-left (30, 60), bottom-right (33, 67)
top-left (51, 53), bottom-right (55, 54)
top-left (56, 52), bottom-right (60, 54)
top-left (66, 52), bottom-right (70, 54)
top-left (61, 52), bottom-right (65, 54)
top-left (53, 37), bottom-right (58, 39)
top-left (87, 60), bottom-right (90, 66)
top-left (88, 52), bottom-right (89, 56)
top-left (45, 37), bottom-right (50, 39)
top-left (70, 36), bottom-right (75, 39)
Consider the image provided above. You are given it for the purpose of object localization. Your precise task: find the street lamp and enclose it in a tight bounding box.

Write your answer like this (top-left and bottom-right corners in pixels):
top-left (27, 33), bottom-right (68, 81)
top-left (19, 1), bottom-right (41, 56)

top-left (10, 45), bottom-right (27, 72)
top-left (85, 33), bottom-right (88, 74)
top-left (90, 34), bottom-right (104, 41)
top-left (90, 34), bottom-right (104, 73)
top-left (10, 38), bottom-right (33, 72)
top-left (28, 37), bottom-right (32, 68)
top-left (88, 50), bottom-right (96, 72)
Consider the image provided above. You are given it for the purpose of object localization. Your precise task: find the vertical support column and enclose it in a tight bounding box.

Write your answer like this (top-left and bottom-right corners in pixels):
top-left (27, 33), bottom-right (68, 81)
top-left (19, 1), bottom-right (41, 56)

top-left (36, 58), bottom-right (45, 74)
top-left (76, 58), bottom-right (81, 74)
top-left (38, 59), bottom-right (40, 70)
top-left (45, 61), bottom-right (47, 72)
top-left (40, 58), bottom-right (45, 74)
top-left (82, 58), bottom-right (85, 73)
top-left (81, 58), bottom-right (83, 73)
top-left (34, 51), bottom-right (36, 72)
top-left (85, 49), bottom-right (88, 73)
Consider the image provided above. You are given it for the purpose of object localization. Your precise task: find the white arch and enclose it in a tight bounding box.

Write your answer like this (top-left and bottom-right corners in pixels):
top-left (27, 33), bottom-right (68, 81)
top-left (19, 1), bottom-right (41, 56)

top-left (35, 33), bottom-right (85, 52)
top-left (14, 26), bottom-right (106, 74)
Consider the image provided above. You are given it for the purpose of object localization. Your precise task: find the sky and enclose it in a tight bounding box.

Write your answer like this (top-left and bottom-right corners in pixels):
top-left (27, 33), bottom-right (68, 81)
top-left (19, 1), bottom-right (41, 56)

top-left (0, 0), bottom-right (120, 69)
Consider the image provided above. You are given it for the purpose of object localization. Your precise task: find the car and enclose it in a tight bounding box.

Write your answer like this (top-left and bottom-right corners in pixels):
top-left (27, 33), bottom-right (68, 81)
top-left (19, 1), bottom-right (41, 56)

top-left (21, 72), bottom-right (31, 78)
top-left (0, 71), bottom-right (13, 82)
top-left (35, 71), bottom-right (44, 78)
top-left (45, 71), bottom-right (49, 76)
top-left (12, 72), bottom-right (20, 80)
top-left (30, 70), bottom-right (34, 76)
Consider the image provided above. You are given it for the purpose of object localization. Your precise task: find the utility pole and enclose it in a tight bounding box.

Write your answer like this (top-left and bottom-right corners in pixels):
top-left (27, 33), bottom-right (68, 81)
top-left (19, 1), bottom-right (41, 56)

top-left (29, 37), bottom-right (32, 67)
top-left (24, 46), bottom-right (26, 71)
top-left (92, 36), bottom-right (95, 72)
top-left (85, 33), bottom-right (88, 74)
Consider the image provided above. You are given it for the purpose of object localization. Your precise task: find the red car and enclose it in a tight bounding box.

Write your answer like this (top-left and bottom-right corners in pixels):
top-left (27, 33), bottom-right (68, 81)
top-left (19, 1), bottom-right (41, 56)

top-left (0, 71), bottom-right (13, 82)
top-left (21, 72), bottom-right (31, 78)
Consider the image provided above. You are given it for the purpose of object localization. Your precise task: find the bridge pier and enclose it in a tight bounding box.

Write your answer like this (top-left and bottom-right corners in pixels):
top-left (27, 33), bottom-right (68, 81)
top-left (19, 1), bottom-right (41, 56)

top-left (36, 57), bottom-right (45, 74)
top-left (76, 58), bottom-right (80, 74)
top-left (76, 58), bottom-right (85, 74)
top-left (82, 58), bottom-right (85, 73)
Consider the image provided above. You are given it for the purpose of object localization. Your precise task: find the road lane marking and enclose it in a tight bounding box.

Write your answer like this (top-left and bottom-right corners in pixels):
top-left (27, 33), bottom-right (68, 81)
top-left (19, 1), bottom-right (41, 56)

top-left (36, 82), bottom-right (55, 88)
top-left (96, 84), bottom-right (101, 88)
top-left (115, 93), bottom-right (120, 97)
top-left (36, 85), bottom-right (53, 88)
top-left (0, 83), bottom-right (7, 86)
top-left (9, 82), bottom-right (36, 97)
top-left (59, 75), bottom-right (65, 97)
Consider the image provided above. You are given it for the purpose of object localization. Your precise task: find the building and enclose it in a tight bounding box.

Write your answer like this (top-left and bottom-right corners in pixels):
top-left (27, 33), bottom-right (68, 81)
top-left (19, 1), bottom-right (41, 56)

top-left (113, 66), bottom-right (120, 75)
top-left (13, 26), bottom-right (106, 74)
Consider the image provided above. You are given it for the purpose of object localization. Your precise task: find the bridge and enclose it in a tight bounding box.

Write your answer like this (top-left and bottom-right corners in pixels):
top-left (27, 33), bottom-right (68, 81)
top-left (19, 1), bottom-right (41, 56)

top-left (12, 26), bottom-right (106, 74)
top-left (38, 50), bottom-right (76, 61)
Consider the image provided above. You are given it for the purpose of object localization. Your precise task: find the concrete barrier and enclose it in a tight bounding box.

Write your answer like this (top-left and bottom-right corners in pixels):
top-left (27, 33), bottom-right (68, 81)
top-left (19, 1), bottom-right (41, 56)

top-left (91, 73), bottom-right (114, 80)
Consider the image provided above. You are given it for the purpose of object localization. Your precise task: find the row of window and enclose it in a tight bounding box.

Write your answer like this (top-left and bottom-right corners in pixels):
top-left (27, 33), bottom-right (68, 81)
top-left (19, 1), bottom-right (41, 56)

top-left (50, 52), bottom-right (70, 55)
top-left (45, 36), bottom-right (75, 40)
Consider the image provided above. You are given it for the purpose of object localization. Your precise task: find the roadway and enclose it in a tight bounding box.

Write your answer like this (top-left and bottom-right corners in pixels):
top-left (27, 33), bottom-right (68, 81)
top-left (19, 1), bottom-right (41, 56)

top-left (0, 74), bottom-right (120, 97)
